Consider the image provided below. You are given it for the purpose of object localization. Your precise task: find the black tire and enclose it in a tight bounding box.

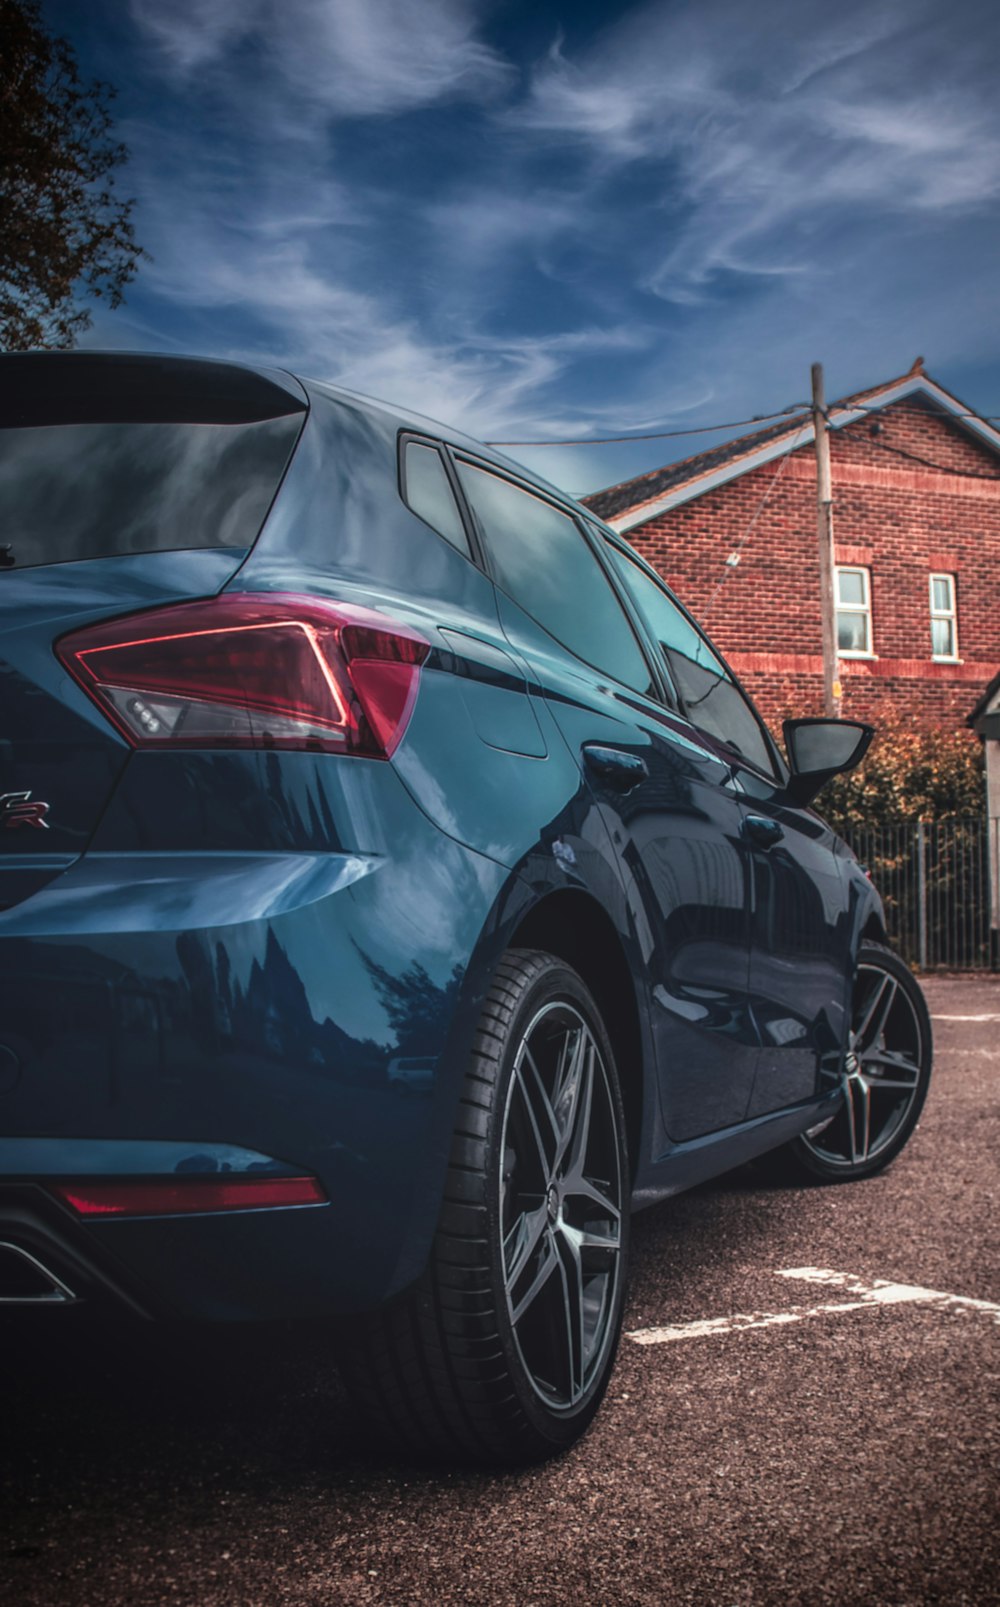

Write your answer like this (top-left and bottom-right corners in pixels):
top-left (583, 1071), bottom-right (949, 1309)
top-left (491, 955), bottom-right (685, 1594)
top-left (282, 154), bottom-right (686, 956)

top-left (779, 941), bottom-right (932, 1183)
top-left (335, 949), bottom-right (630, 1464)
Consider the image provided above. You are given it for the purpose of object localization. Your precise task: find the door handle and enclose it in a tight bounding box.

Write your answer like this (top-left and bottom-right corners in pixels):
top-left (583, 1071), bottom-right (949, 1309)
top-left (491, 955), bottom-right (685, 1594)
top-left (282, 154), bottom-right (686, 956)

top-left (742, 814), bottom-right (784, 849)
top-left (582, 744), bottom-right (649, 792)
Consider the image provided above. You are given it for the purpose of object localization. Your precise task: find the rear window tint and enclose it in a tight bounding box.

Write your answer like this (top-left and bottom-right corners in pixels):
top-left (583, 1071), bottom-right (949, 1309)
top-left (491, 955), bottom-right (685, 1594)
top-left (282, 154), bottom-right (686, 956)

top-left (0, 415), bottom-right (304, 570)
top-left (0, 354), bottom-right (307, 571)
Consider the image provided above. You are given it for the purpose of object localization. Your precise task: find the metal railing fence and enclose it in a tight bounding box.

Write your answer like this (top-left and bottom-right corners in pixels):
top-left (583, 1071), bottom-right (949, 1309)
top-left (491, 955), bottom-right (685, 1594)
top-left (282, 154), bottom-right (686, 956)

top-left (843, 816), bottom-right (998, 971)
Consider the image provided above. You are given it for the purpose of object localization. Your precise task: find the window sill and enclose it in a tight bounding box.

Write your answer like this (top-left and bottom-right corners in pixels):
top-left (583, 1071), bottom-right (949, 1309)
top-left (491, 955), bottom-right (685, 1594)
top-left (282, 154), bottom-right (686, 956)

top-left (837, 651), bottom-right (877, 661)
top-left (931, 656), bottom-right (963, 665)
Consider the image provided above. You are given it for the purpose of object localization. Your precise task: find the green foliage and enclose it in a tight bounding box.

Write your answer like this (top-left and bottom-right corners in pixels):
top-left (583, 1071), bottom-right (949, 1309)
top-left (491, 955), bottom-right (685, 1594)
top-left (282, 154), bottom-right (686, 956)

top-left (814, 715), bottom-right (984, 832)
top-left (0, 0), bottom-right (146, 349)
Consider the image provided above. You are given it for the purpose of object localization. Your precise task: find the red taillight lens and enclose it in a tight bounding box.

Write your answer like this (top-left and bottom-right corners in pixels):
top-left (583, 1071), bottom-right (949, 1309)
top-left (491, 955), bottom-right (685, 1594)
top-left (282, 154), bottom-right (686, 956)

top-left (51, 1176), bottom-right (326, 1217)
top-left (56, 593), bottom-right (429, 758)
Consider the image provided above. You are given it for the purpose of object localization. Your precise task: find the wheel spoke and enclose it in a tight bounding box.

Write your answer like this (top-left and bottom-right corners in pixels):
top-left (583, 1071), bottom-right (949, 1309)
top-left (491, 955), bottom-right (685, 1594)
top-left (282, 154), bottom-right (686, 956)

top-left (558, 1216), bottom-right (620, 1263)
top-left (512, 1050), bottom-right (558, 1183)
top-left (855, 973), bottom-right (897, 1051)
top-left (519, 1046), bottom-right (560, 1175)
top-left (561, 1041), bottom-right (597, 1180)
top-left (552, 1027), bottom-right (590, 1171)
top-left (842, 1072), bottom-right (859, 1161)
top-left (552, 1223), bottom-right (585, 1402)
top-left (842, 1072), bottom-right (872, 1164)
top-left (510, 1227), bottom-right (560, 1327)
top-left (863, 1049), bottom-right (920, 1086)
top-left (563, 1171), bottom-right (621, 1228)
top-left (503, 1203), bottom-right (548, 1289)
top-left (854, 1077), bottom-right (871, 1162)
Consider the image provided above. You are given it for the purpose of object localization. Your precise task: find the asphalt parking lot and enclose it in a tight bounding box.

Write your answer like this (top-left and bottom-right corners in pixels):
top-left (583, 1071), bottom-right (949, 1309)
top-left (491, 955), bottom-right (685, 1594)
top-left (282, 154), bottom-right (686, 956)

top-left (3, 973), bottom-right (998, 1607)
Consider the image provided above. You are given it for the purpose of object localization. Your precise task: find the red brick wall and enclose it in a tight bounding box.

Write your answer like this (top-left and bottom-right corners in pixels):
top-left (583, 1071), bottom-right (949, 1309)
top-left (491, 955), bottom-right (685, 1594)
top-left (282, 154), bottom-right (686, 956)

top-left (625, 399), bottom-right (1000, 737)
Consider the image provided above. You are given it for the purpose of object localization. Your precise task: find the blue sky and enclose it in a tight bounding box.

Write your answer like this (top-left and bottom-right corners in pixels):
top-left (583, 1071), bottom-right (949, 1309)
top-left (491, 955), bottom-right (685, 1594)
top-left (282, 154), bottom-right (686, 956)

top-left (43, 0), bottom-right (1000, 497)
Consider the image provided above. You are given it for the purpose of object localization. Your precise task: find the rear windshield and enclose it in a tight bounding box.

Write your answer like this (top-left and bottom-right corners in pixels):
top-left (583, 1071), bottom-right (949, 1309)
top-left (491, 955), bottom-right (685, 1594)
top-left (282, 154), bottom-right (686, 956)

top-left (0, 356), bottom-right (307, 571)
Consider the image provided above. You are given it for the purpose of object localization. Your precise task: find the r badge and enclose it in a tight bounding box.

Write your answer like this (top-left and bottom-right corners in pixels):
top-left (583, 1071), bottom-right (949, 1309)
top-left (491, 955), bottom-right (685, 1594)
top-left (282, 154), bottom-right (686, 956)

top-left (0, 791), bottom-right (50, 830)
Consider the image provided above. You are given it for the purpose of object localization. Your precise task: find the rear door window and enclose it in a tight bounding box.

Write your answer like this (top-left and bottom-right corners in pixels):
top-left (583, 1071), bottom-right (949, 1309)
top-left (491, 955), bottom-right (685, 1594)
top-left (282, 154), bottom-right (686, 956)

top-left (454, 459), bottom-right (653, 695)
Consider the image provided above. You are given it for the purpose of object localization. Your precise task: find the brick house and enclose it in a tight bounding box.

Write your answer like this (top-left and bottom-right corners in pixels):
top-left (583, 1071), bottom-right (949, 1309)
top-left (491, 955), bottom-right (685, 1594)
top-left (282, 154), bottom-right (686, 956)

top-left (583, 365), bottom-right (1000, 739)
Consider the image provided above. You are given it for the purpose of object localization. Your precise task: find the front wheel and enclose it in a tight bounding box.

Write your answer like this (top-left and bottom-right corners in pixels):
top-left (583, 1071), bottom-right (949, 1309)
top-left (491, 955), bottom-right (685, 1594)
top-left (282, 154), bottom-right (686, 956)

top-left (782, 941), bottom-right (932, 1182)
top-left (335, 949), bottom-right (630, 1464)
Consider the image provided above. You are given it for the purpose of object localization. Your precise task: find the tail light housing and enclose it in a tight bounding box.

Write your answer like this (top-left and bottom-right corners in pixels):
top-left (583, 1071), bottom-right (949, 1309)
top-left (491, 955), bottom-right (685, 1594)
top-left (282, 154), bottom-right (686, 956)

top-left (56, 593), bottom-right (430, 758)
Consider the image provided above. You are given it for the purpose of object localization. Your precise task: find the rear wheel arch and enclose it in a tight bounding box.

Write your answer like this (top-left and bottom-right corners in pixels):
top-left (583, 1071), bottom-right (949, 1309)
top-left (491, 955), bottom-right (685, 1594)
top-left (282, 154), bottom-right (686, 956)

top-left (507, 889), bottom-right (646, 1183)
top-left (335, 945), bottom-right (630, 1462)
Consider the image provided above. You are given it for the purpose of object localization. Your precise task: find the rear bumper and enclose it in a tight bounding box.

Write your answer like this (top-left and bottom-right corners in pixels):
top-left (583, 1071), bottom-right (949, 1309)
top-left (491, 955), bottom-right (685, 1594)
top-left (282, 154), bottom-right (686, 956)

top-left (0, 1177), bottom-right (352, 1321)
top-left (0, 787), bottom-right (510, 1318)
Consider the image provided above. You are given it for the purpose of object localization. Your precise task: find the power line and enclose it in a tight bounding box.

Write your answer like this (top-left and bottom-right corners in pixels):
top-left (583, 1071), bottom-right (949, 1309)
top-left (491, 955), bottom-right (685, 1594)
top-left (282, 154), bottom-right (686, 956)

top-left (485, 404), bottom-right (810, 448)
top-left (839, 429), bottom-right (1000, 482)
top-left (825, 398), bottom-right (1000, 478)
top-left (488, 399), bottom-right (1000, 449)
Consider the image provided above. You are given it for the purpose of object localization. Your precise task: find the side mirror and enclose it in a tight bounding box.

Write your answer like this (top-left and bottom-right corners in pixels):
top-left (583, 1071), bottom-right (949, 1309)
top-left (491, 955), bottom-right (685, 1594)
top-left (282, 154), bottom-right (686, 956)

top-left (782, 717), bottom-right (875, 807)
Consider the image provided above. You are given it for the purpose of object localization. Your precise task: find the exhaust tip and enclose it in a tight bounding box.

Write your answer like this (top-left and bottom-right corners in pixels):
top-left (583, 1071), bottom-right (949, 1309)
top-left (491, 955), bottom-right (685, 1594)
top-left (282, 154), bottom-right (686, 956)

top-left (0, 1242), bottom-right (78, 1304)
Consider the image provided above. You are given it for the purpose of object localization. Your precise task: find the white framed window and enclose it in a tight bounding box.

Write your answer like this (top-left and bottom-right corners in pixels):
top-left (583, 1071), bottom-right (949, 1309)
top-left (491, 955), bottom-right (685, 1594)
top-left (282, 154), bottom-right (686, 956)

top-left (929, 573), bottom-right (959, 660)
top-left (835, 566), bottom-right (873, 656)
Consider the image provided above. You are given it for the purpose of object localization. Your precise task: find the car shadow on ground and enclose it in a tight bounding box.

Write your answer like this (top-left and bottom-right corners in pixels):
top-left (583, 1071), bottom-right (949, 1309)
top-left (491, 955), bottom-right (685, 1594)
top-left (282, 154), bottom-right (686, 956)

top-left (2, 1161), bottom-right (794, 1503)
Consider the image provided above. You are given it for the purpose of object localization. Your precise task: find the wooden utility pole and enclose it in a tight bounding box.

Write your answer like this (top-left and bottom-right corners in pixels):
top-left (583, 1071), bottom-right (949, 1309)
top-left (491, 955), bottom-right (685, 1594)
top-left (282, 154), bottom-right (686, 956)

top-left (811, 362), bottom-right (840, 717)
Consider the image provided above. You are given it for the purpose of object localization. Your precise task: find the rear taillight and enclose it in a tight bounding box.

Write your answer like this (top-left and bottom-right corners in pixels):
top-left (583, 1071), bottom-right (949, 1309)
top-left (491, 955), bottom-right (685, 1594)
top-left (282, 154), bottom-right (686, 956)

top-left (56, 593), bottom-right (429, 758)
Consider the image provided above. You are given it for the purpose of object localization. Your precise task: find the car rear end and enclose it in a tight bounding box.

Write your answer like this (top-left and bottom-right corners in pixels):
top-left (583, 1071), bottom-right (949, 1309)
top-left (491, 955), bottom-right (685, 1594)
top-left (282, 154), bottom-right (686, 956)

top-left (0, 353), bottom-right (503, 1323)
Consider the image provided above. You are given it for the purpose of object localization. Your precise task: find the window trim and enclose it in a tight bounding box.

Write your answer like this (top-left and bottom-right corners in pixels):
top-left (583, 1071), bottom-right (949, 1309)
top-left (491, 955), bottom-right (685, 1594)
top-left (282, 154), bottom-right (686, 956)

top-left (929, 571), bottom-right (960, 662)
top-left (835, 565), bottom-right (874, 659)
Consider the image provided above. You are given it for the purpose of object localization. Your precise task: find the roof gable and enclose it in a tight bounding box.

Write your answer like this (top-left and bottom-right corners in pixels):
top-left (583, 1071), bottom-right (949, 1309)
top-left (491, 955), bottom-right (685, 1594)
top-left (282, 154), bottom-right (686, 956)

top-left (585, 371), bottom-right (1000, 534)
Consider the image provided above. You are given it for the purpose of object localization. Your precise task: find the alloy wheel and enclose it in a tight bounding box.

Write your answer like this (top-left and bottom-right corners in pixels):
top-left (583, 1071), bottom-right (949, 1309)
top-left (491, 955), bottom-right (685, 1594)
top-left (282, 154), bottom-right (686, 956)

top-left (803, 956), bottom-right (927, 1170)
top-left (499, 1000), bottom-right (624, 1412)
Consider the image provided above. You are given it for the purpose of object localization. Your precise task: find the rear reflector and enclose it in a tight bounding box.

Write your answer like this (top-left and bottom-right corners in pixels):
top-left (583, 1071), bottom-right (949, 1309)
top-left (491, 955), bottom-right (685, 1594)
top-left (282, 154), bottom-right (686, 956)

top-left (51, 1175), bottom-right (326, 1217)
top-left (56, 593), bottom-right (429, 758)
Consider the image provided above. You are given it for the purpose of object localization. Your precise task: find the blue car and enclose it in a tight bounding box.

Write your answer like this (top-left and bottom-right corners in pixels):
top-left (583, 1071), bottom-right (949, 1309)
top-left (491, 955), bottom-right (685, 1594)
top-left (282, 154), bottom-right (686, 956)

top-left (0, 352), bottom-right (931, 1463)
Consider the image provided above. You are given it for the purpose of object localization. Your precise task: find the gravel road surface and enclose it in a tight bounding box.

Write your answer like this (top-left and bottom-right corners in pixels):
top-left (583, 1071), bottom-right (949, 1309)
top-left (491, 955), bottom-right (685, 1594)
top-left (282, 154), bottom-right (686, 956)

top-left (3, 973), bottom-right (998, 1607)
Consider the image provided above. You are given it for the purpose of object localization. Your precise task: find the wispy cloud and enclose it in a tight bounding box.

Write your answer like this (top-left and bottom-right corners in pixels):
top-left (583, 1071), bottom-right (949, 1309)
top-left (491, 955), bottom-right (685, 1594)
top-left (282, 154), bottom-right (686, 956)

top-left (129, 0), bottom-right (513, 118)
top-left (120, 1), bottom-right (630, 436)
top-left (118, 120), bottom-right (622, 437)
top-left (89, 0), bottom-right (1000, 498)
top-left (506, 0), bottom-right (1000, 306)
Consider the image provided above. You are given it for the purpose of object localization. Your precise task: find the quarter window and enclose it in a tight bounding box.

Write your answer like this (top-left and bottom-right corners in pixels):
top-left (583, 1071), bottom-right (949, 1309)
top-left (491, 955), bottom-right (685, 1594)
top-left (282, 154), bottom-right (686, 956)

top-left (608, 546), bottom-right (777, 776)
top-left (401, 440), bottom-right (471, 557)
top-left (929, 573), bottom-right (958, 660)
top-left (454, 460), bottom-right (653, 695)
top-left (835, 567), bottom-right (873, 656)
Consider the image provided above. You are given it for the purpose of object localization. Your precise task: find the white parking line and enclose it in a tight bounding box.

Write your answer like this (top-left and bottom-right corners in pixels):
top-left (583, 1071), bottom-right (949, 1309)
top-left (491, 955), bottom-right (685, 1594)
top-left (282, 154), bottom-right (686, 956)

top-left (931, 1014), bottom-right (1000, 1022)
top-left (626, 1267), bottom-right (1000, 1345)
